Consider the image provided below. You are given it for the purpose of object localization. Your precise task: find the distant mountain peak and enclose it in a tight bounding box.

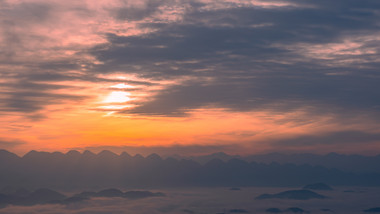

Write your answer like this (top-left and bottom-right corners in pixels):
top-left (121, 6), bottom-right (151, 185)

top-left (96, 188), bottom-right (124, 197)
top-left (82, 150), bottom-right (95, 157)
top-left (303, 183), bottom-right (333, 191)
top-left (0, 149), bottom-right (20, 159)
top-left (51, 152), bottom-right (64, 157)
top-left (23, 150), bottom-right (38, 157)
top-left (204, 158), bottom-right (225, 166)
top-left (256, 189), bottom-right (327, 200)
top-left (97, 150), bottom-right (118, 158)
top-left (120, 151), bottom-right (131, 158)
top-left (363, 207), bottom-right (380, 213)
top-left (66, 150), bottom-right (81, 156)
top-left (22, 150), bottom-right (50, 159)
top-left (29, 188), bottom-right (66, 202)
top-left (0, 186), bottom-right (30, 197)
top-left (0, 149), bottom-right (13, 154)
top-left (146, 153), bottom-right (162, 161)
top-left (210, 151), bottom-right (241, 159)
top-left (133, 154), bottom-right (144, 160)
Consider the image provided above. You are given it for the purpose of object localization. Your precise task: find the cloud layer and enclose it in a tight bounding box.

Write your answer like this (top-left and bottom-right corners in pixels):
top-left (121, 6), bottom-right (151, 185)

top-left (0, 0), bottom-right (380, 154)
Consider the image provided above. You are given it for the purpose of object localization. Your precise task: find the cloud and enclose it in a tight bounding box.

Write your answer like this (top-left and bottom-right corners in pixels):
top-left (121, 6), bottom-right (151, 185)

top-left (0, 77), bottom-right (89, 117)
top-left (1, 0), bottom-right (380, 118)
top-left (0, 0), bottom-right (380, 153)
top-left (112, 0), bottom-right (166, 21)
top-left (88, 0), bottom-right (380, 117)
top-left (0, 139), bottom-right (26, 148)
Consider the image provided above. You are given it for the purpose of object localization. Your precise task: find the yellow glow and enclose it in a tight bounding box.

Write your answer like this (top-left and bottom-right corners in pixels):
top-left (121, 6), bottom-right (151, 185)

top-left (103, 91), bottom-right (131, 103)
top-left (2, 105), bottom-right (377, 156)
top-left (98, 105), bottom-right (132, 110)
top-left (110, 83), bottom-right (134, 89)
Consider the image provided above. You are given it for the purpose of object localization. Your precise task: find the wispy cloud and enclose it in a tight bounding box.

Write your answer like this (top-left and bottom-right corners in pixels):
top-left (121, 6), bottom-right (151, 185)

top-left (1, 0), bottom-right (380, 154)
top-left (0, 138), bottom-right (26, 148)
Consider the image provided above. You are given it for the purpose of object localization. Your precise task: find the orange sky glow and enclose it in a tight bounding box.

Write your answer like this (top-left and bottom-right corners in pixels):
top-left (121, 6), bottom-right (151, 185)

top-left (1, 0), bottom-right (380, 156)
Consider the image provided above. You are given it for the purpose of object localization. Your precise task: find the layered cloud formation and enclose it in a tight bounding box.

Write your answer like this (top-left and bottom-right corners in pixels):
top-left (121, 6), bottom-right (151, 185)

top-left (0, 0), bottom-right (379, 154)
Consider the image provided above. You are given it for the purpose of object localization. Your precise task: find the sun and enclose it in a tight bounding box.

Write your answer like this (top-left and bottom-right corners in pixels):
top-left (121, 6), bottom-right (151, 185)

top-left (110, 83), bottom-right (134, 89)
top-left (103, 91), bottom-right (131, 103)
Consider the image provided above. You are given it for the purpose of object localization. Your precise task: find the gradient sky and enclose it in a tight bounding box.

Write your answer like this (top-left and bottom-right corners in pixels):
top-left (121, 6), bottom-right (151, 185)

top-left (1, 0), bottom-right (380, 155)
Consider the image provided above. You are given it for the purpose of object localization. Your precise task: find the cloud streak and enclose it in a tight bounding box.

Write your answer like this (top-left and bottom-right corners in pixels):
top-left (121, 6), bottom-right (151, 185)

top-left (0, 0), bottom-right (380, 154)
top-left (0, 139), bottom-right (26, 148)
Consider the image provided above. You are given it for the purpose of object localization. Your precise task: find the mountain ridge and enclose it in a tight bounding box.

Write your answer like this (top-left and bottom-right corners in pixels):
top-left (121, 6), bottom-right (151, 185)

top-left (1, 150), bottom-right (380, 190)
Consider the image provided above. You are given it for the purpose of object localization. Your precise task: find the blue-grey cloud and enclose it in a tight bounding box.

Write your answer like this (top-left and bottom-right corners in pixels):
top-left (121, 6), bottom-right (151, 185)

top-left (88, 0), bottom-right (380, 117)
top-left (0, 80), bottom-right (88, 117)
top-left (1, 0), bottom-right (380, 122)
top-left (112, 0), bottom-right (166, 21)
top-left (0, 139), bottom-right (26, 148)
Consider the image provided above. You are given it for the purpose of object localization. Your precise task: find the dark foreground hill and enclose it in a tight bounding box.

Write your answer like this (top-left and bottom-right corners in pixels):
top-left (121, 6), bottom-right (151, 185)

top-left (1, 150), bottom-right (380, 190)
top-left (303, 183), bottom-right (333, 191)
top-left (256, 190), bottom-right (327, 200)
top-left (0, 188), bottom-right (164, 208)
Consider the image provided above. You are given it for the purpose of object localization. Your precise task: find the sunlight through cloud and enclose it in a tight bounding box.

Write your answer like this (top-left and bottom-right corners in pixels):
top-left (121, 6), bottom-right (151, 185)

top-left (110, 83), bottom-right (135, 89)
top-left (103, 91), bottom-right (131, 103)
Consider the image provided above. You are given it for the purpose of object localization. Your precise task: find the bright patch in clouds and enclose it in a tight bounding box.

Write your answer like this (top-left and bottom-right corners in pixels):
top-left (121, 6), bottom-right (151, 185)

top-left (110, 83), bottom-right (135, 89)
top-left (103, 91), bottom-right (131, 103)
top-left (0, 0), bottom-right (380, 155)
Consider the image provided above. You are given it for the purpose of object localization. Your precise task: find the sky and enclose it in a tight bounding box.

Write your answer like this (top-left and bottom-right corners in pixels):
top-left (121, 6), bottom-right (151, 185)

top-left (0, 0), bottom-right (380, 155)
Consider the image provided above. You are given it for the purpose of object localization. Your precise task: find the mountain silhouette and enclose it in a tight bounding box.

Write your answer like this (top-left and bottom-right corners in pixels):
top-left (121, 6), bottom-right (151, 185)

top-left (74, 189), bottom-right (165, 200)
top-left (0, 188), bottom-right (165, 208)
top-left (96, 188), bottom-right (124, 197)
top-left (0, 193), bottom-right (13, 208)
top-left (0, 188), bottom-right (66, 207)
top-left (187, 152), bottom-right (241, 164)
top-left (74, 191), bottom-right (97, 198)
top-left (265, 207), bottom-right (308, 213)
top-left (0, 150), bottom-right (19, 162)
top-left (1, 150), bottom-right (380, 190)
top-left (284, 207), bottom-right (307, 213)
top-left (303, 183), bottom-right (333, 191)
top-left (123, 190), bottom-right (165, 199)
top-left (229, 208), bottom-right (248, 213)
top-left (60, 195), bottom-right (88, 204)
top-left (256, 190), bottom-right (327, 200)
top-left (20, 188), bottom-right (66, 205)
top-left (364, 207), bottom-right (380, 213)
top-left (0, 187), bottom-right (30, 197)
top-left (266, 208), bottom-right (282, 213)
